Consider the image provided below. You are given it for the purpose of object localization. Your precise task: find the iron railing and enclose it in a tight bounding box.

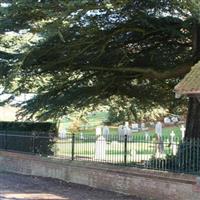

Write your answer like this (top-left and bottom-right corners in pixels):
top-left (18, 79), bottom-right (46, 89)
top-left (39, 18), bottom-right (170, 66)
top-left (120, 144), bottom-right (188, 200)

top-left (0, 132), bottom-right (199, 175)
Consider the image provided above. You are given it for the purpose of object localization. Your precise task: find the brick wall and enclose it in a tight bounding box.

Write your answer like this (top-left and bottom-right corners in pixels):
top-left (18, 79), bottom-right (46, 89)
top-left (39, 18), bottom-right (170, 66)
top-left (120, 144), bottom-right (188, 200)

top-left (0, 151), bottom-right (200, 200)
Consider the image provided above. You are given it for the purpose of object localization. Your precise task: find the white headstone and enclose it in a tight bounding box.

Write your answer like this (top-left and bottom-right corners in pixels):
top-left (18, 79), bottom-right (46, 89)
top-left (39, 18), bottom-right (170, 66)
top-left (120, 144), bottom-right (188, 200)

top-left (125, 121), bottom-right (129, 127)
top-left (155, 122), bottom-right (162, 138)
top-left (171, 116), bottom-right (178, 123)
top-left (132, 123), bottom-right (139, 132)
top-left (180, 125), bottom-right (186, 140)
top-left (164, 117), bottom-right (171, 124)
top-left (124, 126), bottom-right (131, 136)
top-left (141, 122), bottom-right (148, 131)
top-left (59, 129), bottom-right (66, 139)
top-left (172, 143), bottom-right (177, 155)
top-left (102, 126), bottom-right (109, 138)
top-left (145, 131), bottom-right (149, 141)
top-left (95, 136), bottom-right (106, 160)
top-left (80, 132), bottom-right (84, 140)
top-left (118, 125), bottom-right (123, 135)
top-left (96, 127), bottom-right (102, 136)
top-left (170, 131), bottom-right (175, 143)
top-left (141, 122), bottom-right (145, 129)
top-left (118, 125), bottom-right (124, 140)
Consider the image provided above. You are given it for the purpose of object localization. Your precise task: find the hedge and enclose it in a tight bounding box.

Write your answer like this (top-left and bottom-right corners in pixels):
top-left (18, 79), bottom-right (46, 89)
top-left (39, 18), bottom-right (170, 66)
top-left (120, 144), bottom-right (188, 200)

top-left (0, 121), bottom-right (58, 156)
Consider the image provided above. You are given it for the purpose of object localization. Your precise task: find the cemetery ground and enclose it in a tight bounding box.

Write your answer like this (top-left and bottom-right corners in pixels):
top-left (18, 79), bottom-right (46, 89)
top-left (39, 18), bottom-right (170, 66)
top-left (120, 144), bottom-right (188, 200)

top-left (0, 172), bottom-right (142, 200)
top-left (54, 125), bottom-right (182, 164)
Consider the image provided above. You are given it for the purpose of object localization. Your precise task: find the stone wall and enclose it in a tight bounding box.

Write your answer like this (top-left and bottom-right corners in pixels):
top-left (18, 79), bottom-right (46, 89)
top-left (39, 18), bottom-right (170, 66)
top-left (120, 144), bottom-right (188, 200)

top-left (0, 151), bottom-right (200, 200)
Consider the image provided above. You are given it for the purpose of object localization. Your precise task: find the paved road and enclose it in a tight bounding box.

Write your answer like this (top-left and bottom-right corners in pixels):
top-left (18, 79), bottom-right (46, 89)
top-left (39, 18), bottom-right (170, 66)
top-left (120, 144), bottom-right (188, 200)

top-left (0, 172), bottom-right (144, 200)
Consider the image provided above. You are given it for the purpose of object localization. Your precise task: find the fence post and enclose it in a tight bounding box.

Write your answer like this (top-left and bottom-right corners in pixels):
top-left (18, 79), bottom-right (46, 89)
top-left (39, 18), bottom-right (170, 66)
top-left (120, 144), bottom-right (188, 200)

top-left (4, 131), bottom-right (7, 150)
top-left (72, 133), bottom-right (75, 160)
top-left (124, 134), bottom-right (128, 165)
top-left (32, 133), bottom-right (36, 154)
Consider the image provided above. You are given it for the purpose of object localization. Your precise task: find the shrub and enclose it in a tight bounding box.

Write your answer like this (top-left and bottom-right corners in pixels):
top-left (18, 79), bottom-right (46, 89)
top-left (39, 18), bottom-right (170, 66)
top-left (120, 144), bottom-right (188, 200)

top-left (0, 121), bottom-right (58, 156)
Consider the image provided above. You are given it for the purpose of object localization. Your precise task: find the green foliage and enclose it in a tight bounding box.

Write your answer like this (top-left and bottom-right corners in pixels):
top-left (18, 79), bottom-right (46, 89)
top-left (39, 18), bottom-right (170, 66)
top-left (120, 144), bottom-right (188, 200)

top-left (0, 121), bottom-right (57, 132)
top-left (0, 0), bottom-right (197, 120)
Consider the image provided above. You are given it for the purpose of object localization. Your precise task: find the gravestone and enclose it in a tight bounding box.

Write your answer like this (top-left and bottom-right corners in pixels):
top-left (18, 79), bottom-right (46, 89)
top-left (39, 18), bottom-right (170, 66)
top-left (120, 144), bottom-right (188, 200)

top-left (155, 121), bottom-right (162, 138)
top-left (180, 125), bottom-right (186, 140)
top-left (95, 136), bottom-right (106, 160)
top-left (155, 122), bottom-right (163, 153)
top-left (164, 117), bottom-right (171, 124)
top-left (170, 131), bottom-right (177, 156)
top-left (59, 129), bottom-right (67, 139)
top-left (102, 125), bottom-right (109, 139)
top-left (80, 132), bottom-right (84, 140)
top-left (141, 122), bottom-right (148, 131)
top-left (170, 131), bottom-right (175, 143)
top-left (171, 116), bottom-right (178, 123)
top-left (124, 125), bottom-right (131, 136)
top-left (125, 121), bottom-right (129, 127)
top-left (145, 131), bottom-right (150, 141)
top-left (124, 124), bottom-right (132, 141)
top-left (131, 123), bottom-right (139, 132)
top-left (118, 125), bottom-right (124, 140)
top-left (96, 127), bottom-right (102, 136)
top-left (172, 143), bottom-right (177, 155)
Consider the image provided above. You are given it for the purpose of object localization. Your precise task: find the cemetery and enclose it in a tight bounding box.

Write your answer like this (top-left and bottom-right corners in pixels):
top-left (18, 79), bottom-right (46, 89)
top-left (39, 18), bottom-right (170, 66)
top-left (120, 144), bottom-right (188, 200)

top-left (2, 1), bottom-right (200, 200)
top-left (0, 120), bottom-right (187, 171)
top-left (54, 121), bottom-right (186, 166)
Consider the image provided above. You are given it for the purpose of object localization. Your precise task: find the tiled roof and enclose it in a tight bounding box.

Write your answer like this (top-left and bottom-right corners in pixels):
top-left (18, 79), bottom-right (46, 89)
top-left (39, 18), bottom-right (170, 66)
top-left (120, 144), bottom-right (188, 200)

top-left (174, 61), bottom-right (200, 95)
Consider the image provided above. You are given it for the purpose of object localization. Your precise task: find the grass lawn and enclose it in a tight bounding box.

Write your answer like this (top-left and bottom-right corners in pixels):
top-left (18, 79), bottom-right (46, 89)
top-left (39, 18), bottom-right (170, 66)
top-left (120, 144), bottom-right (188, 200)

top-left (59, 111), bottom-right (108, 130)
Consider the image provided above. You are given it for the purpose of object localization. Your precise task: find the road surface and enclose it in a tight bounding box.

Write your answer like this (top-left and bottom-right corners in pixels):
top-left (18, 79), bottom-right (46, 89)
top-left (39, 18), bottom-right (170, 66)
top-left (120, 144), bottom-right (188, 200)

top-left (0, 172), bottom-right (144, 200)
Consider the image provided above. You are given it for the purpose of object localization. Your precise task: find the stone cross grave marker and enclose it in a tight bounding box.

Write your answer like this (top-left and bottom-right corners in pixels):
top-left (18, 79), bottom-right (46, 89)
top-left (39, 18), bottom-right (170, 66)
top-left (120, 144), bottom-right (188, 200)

top-left (170, 131), bottom-right (175, 143)
top-left (180, 125), bottom-right (186, 140)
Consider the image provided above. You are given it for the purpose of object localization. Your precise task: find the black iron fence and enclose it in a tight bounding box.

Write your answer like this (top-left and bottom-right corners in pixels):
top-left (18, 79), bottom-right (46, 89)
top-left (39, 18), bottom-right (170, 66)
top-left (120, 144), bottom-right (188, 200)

top-left (0, 132), bottom-right (200, 175)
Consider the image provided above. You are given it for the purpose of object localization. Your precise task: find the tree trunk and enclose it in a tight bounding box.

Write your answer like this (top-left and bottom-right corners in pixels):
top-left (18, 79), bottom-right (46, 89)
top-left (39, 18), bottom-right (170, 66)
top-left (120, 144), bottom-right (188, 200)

top-left (185, 22), bottom-right (200, 139)
top-left (185, 97), bottom-right (200, 139)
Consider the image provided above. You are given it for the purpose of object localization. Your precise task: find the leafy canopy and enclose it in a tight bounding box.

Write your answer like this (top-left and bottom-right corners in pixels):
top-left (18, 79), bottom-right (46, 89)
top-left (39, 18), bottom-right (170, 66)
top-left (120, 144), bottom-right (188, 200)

top-left (0, 0), bottom-right (197, 120)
